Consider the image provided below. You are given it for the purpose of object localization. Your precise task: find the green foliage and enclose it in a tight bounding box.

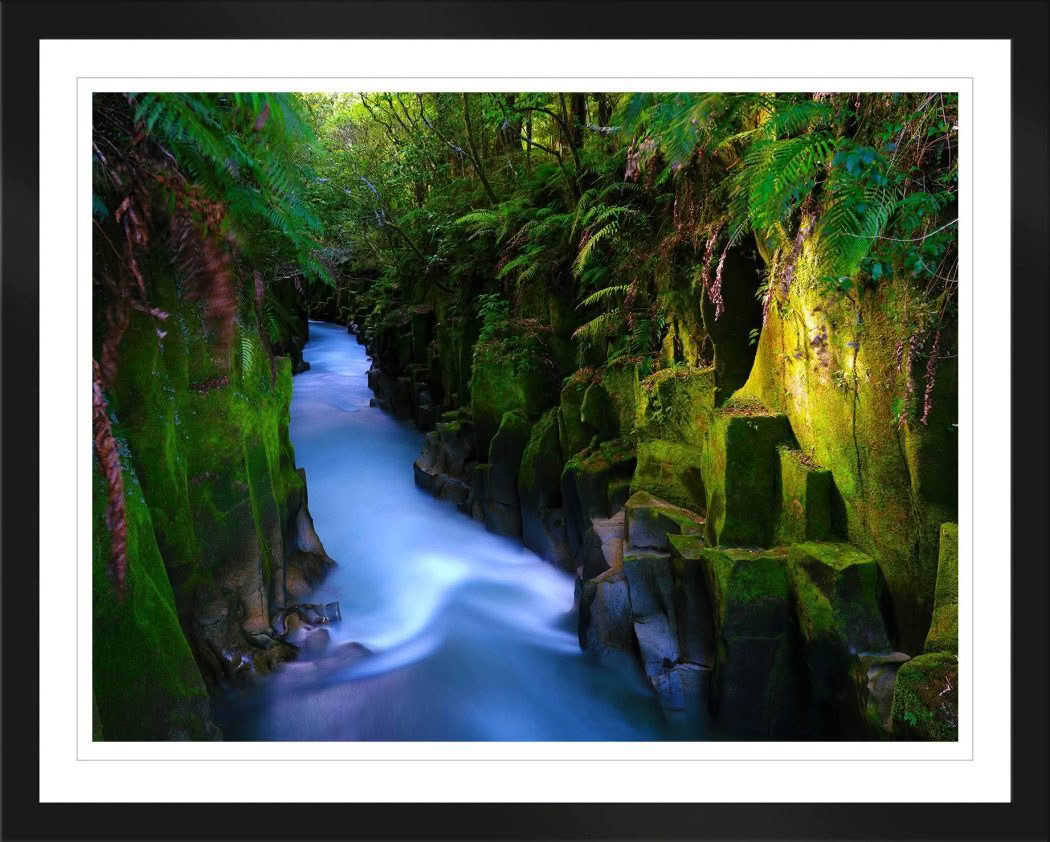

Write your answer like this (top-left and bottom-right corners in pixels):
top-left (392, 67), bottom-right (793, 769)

top-left (129, 93), bottom-right (329, 282)
top-left (477, 292), bottom-right (510, 340)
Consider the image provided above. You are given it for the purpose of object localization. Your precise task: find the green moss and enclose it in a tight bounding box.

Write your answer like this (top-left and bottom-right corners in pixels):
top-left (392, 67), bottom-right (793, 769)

top-left (580, 381), bottom-right (619, 441)
top-left (636, 366), bottom-right (716, 447)
top-left (701, 408), bottom-right (795, 547)
top-left (93, 257), bottom-right (309, 737)
top-left (697, 546), bottom-right (804, 736)
top-left (775, 447), bottom-right (837, 544)
top-left (630, 439), bottom-right (706, 513)
top-left (787, 542), bottom-right (890, 652)
top-left (699, 546), bottom-right (791, 634)
top-left (890, 652), bottom-right (958, 741)
top-left (599, 361), bottom-right (642, 435)
top-left (558, 377), bottom-right (595, 457)
top-left (736, 258), bottom-right (958, 651)
top-left (924, 523), bottom-right (958, 654)
top-left (92, 454), bottom-right (215, 740)
top-left (486, 409), bottom-right (531, 505)
top-left (518, 407), bottom-right (564, 505)
top-left (470, 340), bottom-right (553, 457)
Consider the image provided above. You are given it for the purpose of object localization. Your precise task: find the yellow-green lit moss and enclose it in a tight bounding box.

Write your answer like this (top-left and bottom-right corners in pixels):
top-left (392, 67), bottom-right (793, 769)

top-left (735, 243), bottom-right (958, 650)
top-left (924, 523), bottom-right (958, 654)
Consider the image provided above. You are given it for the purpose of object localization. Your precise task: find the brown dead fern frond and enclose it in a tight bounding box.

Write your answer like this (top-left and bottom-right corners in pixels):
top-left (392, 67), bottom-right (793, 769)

top-left (92, 359), bottom-right (127, 599)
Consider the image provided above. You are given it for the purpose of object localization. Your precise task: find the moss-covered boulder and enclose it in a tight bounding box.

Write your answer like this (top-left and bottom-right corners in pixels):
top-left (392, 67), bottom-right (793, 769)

top-left (560, 438), bottom-right (637, 557)
top-left (630, 439), bottom-right (707, 514)
top-left (580, 381), bottom-right (619, 441)
top-left (775, 447), bottom-right (839, 544)
top-left (518, 408), bottom-right (572, 566)
top-left (486, 410), bottom-right (531, 506)
top-left (890, 652), bottom-right (958, 741)
top-left (470, 339), bottom-right (552, 457)
top-left (624, 490), bottom-right (705, 551)
top-left (788, 542), bottom-right (891, 653)
top-left (924, 523), bottom-right (958, 654)
top-left (787, 542), bottom-right (892, 737)
top-left (701, 403), bottom-right (796, 547)
top-left (854, 651), bottom-right (912, 739)
top-left (635, 366), bottom-right (717, 447)
top-left (558, 374), bottom-right (596, 457)
top-left (599, 361), bottom-right (643, 434)
top-left (698, 546), bottom-right (804, 737)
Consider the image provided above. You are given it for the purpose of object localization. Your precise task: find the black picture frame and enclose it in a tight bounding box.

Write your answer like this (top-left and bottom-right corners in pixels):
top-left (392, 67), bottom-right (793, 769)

top-left (2, 2), bottom-right (1047, 840)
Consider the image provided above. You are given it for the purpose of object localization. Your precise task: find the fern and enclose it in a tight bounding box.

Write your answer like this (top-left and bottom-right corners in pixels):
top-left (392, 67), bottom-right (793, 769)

top-left (239, 330), bottom-right (256, 382)
top-left (577, 283), bottom-right (629, 310)
top-left (571, 308), bottom-right (624, 341)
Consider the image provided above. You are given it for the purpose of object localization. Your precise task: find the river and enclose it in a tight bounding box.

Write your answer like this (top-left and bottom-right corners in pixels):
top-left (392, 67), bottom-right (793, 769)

top-left (218, 321), bottom-right (671, 740)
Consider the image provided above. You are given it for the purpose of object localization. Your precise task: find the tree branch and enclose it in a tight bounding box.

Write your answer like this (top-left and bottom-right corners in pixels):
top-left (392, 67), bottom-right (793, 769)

top-left (461, 93), bottom-right (499, 204)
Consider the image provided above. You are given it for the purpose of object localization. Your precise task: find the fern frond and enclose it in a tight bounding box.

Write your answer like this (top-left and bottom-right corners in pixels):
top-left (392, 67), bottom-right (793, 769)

top-left (577, 283), bottom-right (629, 310)
top-left (571, 308), bottom-right (624, 341)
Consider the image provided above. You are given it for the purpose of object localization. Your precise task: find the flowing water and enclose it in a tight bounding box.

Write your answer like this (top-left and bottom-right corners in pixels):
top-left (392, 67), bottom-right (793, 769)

top-left (220, 321), bottom-right (671, 740)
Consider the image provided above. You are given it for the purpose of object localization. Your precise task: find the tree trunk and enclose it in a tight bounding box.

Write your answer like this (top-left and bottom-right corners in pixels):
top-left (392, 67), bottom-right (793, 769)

top-left (569, 93), bottom-right (587, 149)
top-left (595, 93), bottom-right (612, 127)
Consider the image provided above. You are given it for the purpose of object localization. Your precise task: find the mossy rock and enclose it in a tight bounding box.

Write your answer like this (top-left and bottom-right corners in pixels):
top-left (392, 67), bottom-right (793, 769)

top-left (701, 407), bottom-right (796, 548)
top-left (697, 546), bottom-right (804, 737)
top-left (890, 652), bottom-right (958, 741)
top-left (667, 535), bottom-right (716, 667)
top-left (775, 447), bottom-right (838, 544)
top-left (92, 458), bottom-right (217, 741)
top-left (623, 549), bottom-right (678, 679)
top-left (518, 410), bottom-right (572, 558)
top-left (630, 439), bottom-right (707, 514)
top-left (736, 263), bottom-right (958, 652)
top-left (788, 542), bottom-right (893, 737)
top-left (580, 381), bottom-right (619, 442)
top-left (924, 523), bottom-right (958, 654)
top-left (599, 361), bottom-right (643, 434)
top-left (624, 490), bottom-right (705, 551)
top-left (486, 409), bottom-right (531, 506)
top-left (788, 542), bottom-right (891, 653)
top-left (518, 407), bottom-right (564, 508)
top-left (560, 438), bottom-right (637, 558)
top-left (470, 340), bottom-right (552, 458)
top-left (699, 547), bottom-right (791, 637)
top-left (635, 366), bottom-right (716, 447)
top-left (558, 376), bottom-right (595, 457)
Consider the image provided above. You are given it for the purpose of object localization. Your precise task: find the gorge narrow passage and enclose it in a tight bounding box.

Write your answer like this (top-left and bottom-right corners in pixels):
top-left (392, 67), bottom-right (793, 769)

top-left (221, 322), bottom-right (671, 740)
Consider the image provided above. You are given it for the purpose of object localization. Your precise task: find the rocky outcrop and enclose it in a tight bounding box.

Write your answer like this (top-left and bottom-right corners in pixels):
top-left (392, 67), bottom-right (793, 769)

top-left (92, 261), bottom-right (336, 741)
top-left (358, 244), bottom-right (956, 742)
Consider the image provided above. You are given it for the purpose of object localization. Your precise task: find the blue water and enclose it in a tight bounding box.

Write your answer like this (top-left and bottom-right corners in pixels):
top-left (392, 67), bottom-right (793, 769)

top-left (224, 321), bottom-right (668, 740)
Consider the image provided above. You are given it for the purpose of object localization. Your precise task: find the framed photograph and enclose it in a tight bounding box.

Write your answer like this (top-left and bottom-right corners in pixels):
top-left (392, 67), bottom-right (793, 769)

top-left (2, 2), bottom-right (1046, 840)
